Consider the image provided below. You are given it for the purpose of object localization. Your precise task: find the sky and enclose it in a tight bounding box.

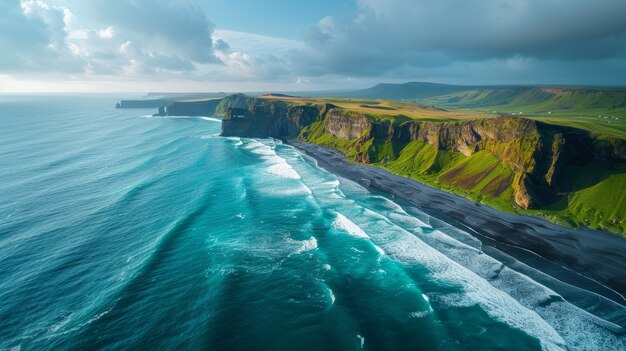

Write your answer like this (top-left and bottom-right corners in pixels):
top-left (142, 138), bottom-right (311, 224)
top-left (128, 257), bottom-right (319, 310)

top-left (1, 0), bottom-right (626, 92)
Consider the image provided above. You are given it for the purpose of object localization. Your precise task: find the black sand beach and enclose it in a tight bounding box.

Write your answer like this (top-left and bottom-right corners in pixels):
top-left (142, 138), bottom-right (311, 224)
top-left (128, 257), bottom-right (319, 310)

top-left (291, 140), bottom-right (626, 327)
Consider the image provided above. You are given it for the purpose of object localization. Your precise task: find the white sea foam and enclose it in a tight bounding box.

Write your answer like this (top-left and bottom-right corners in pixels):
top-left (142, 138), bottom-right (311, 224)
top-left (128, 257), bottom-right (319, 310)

top-left (328, 287), bottom-right (336, 305)
top-left (409, 310), bottom-right (432, 318)
top-left (266, 162), bottom-right (301, 179)
top-left (380, 233), bottom-right (567, 350)
top-left (264, 151), bottom-right (302, 179)
top-left (222, 136), bottom-right (243, 146)
top-left (242, 140), bottom-right (275, 156)
top-left (363, 208), bottom-right (392, 222)
top-left (357, 335), bottom-right (365, 349)
top-left (332, 213), bottom-right (369, 239)
top-left (373, 245), bottom-right (385, 256)
top-left (326, 179), bottom-right (340, 189)
top-left (292, 237), bottom-right (318, 255)
top-left (241, 139), bottom-right (302, 179)
top-left (388, 212), bottom-right (430, 230)
top-left (200, 117), bottom-right (221, 123)
top-left (259, 184), bottom-right (312, 197)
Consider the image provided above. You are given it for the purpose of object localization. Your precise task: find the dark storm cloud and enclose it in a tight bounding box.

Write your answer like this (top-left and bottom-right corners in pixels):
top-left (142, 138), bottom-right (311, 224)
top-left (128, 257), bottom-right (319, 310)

top-left (291, 0), bottom-right (626, 81)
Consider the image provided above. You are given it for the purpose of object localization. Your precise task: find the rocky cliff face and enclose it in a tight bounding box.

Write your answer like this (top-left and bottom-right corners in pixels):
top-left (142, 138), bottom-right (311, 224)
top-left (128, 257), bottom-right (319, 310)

top-left (117, 99), bottom-right (167, 109)
top-left (165, 99), bottom-right (221, 116)
top-left (322, 110), bottom-right (372, 139)
top-left (219, 95), bottom-right (625, 210)
top-left (221, 98), bottom-right (319, 138)
top-left (215, 94), bottom-right (265, 116)
top-left (389, 117), bottom-right (540, 169)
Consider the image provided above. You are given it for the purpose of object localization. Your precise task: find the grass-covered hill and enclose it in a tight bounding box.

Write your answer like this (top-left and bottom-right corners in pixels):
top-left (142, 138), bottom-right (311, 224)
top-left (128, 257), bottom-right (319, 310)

top-left (347, 83), bottom-right (626, 139)
top-left (422, 86), bottom-right (626, 138)
top-left (347, 82), bottom-right (475, 100)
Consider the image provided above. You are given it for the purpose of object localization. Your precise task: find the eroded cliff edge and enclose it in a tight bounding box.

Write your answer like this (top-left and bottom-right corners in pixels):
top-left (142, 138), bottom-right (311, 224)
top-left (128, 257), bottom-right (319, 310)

top-left (221, 95), bottom-right (626, 234)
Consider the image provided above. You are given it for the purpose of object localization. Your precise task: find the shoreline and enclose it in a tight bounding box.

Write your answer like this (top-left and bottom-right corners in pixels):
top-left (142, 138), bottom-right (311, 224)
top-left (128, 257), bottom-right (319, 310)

top-left (289, 140), bottom-right (626, 326)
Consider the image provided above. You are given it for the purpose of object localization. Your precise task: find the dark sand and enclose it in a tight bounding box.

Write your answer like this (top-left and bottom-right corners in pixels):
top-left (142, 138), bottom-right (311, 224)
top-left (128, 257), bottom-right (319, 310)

top-left (291, 140), bottom-right (626, 326)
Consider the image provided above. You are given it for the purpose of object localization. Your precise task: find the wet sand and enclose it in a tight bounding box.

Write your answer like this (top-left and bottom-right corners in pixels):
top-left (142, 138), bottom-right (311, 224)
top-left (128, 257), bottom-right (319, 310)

top-left (290, 140), bottom-right (626, 325)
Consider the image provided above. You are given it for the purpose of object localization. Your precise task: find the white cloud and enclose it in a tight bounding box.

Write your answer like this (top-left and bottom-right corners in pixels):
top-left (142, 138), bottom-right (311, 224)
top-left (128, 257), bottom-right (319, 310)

top-left (20, 0), bottom-right (49, 15)
top-left (97, 26), bottom-right (114, 39)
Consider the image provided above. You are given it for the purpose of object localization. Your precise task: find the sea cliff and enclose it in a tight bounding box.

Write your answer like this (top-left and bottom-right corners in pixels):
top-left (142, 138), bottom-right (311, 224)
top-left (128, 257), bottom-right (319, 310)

top-left (219, 95), bottom-right (626, 234)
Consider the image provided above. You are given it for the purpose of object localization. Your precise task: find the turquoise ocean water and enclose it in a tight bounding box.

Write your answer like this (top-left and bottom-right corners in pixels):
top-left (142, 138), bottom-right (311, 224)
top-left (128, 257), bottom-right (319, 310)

top-left (0, 95), bottom-right (623, 350)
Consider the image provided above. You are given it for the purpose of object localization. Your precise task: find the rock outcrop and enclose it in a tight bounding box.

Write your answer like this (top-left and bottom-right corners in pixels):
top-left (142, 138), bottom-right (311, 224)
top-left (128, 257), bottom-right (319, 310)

top-left (321, 110), bottom-right (372, 139)
top-left (221, 98), bottom-right (319, 138)
top-left (116, 99), bottom-right (167, 109)
top-left (164, 99), bottom-right (222, 116)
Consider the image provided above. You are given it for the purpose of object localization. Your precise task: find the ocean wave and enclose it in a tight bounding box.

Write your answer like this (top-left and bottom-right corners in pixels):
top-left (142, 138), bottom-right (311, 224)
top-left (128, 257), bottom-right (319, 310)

top-left (241, 139), bottom-right (274, 156)
top-left (327, 287), bottom-right (336, 305)
top-left (222, 136), bottom-right (243, 146)
top-left (368, 223), bottom-right (567, 350)
top-left (241, 139), bottom-right (303, 179)
top-left (357, 335), bottom-right (365, 349)
top-left (332, 213), bottom-right (369, 239)
top-left (352, 202), bottom-right (626, 350)
top-left (292, 237), bottom-right (318, 255)
top-left (265, 162), bottom-right (301, 180)
top-left (200, 117), bottom-right (222, 123)
top-left (373, 245), bottom-right (385, 256)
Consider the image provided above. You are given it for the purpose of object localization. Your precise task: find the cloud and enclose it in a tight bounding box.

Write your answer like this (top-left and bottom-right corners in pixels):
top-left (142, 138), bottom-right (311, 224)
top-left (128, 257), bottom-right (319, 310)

top-left (208, 30), bottom-right (302, 80)
top-left (97, 26), bottom-right (114, 39)
top-left (3, 0), bottom-right (625, 89)
top-left (0, 0), bottom-right (304, 85)
top-left (290, 0), bottom-right (626, 81)
top-left (0, 0), bottom-right (83, 72)
top-left (82, 0), bottom-right (218, 65)
top-left (0, 0), bottom-right (221, 76)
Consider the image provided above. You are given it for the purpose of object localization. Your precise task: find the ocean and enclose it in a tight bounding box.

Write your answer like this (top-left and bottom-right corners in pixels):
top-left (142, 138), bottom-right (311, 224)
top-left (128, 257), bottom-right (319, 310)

top-left (0, 95), bottom-right (623, 350)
